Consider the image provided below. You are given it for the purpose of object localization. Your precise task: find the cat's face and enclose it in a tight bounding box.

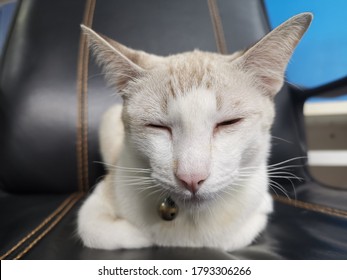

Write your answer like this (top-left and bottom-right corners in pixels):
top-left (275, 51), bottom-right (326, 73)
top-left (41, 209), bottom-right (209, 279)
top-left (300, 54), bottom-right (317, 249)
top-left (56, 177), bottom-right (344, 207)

top-left (82, 13), bottom-right (312, 203)
top-left (122, 51), bottom-right (274, 201)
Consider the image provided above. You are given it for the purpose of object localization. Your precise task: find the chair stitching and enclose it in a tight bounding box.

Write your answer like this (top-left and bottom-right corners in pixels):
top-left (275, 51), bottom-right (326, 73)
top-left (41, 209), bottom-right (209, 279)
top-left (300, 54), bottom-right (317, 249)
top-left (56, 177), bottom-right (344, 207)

top-left (76, 0), bottom-right (93, 192)
top-left (76, 0), bottom-right (96, 193)
top-left (207, 0), bottom-right (228, 54)
top-left (0, 194), bottom-right (77, 260)
top-left (273, 195), bottom-right (347, 219)
top-left (82, 0), bottom-right (96, 193)
top-left (13, 193), bottom-right (84, 260)
top-left (76, 19), bottom-right (87, 192)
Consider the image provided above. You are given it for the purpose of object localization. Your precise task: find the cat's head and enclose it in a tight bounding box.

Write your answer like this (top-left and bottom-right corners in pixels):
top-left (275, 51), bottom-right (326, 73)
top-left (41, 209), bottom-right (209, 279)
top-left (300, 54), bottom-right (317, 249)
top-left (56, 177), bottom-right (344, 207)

top-left (82, 13), bottom-right (312, 203)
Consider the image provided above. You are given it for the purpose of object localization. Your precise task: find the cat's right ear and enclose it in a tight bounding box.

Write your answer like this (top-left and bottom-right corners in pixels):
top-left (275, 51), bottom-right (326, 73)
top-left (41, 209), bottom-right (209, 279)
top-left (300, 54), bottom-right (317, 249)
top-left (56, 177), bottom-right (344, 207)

top-left (81, 25), bottom-right (153, 93)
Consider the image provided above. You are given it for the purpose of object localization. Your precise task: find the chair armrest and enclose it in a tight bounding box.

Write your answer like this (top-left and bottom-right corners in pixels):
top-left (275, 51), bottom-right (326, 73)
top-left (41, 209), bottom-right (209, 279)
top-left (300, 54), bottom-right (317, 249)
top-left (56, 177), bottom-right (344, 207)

top-left (300, 76), bottom-right (347, 99)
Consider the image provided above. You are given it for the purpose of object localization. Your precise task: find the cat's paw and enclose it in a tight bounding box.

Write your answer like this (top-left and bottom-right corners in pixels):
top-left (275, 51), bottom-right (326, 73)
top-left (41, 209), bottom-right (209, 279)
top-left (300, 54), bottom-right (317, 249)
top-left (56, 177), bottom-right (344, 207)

top-left (77, 180), bottom-right (152, 250)
top-left (78, 218), bottom-right (152, 250)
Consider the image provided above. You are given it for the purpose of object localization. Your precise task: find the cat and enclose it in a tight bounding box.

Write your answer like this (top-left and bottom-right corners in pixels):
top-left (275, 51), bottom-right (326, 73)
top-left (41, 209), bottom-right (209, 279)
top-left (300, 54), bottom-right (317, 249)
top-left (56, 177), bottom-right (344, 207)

top-left (77, 13), bottom-right (312, 251)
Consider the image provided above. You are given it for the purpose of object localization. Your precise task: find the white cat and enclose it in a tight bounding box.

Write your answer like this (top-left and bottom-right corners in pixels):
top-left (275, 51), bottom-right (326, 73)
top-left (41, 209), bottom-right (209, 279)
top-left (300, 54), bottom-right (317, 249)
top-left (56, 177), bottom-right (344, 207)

top-left (77, 13), bottom-right (312, 251)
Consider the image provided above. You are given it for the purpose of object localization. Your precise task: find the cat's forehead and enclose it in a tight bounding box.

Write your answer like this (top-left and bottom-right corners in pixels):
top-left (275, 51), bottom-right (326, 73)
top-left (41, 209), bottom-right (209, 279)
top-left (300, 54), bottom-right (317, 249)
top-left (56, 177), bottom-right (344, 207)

top-left (128, 49), bottom-right (259, 116)
top-left (166, 50), bottom-right (241, 75)
top-left (164, 50), bottom-right (241, 96)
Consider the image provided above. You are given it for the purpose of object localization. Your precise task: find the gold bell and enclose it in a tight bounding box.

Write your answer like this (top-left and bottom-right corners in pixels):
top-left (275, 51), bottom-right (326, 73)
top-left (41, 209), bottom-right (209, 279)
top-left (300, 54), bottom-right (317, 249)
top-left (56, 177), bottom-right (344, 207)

top-left (158, 197), bottom-right (178, 221)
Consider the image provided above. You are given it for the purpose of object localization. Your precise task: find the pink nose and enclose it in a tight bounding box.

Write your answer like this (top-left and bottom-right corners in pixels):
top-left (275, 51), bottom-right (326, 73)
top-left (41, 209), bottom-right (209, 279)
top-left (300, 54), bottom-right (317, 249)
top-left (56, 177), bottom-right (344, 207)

top-left (176, 173), bottom-right (208, 194)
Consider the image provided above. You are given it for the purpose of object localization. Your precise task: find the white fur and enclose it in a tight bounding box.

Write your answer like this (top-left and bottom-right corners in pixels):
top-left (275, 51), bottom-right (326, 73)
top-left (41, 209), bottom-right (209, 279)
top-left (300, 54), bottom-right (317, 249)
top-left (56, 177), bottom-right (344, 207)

top-left (77, 13), bottom-right (312, 251)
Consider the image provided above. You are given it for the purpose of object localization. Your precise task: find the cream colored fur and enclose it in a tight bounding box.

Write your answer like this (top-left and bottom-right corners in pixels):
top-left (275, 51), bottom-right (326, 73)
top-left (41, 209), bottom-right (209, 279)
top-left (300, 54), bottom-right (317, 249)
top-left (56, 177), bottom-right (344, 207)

top-left (77, 13), bottom-right (312, 250)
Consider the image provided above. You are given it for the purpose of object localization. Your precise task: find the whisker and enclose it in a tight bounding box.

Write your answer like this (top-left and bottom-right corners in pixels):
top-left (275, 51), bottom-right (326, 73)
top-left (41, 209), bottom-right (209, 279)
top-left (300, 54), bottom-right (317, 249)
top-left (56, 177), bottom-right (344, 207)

top-left (111, 176), bottom-right (154, 180)
top-left (271, 136), bottom-right (293, 144)
top-left (136, 186), bottom-right (161, 193)
top-left (269, 179), bottom-right (289, 195)
top-left (115, 174), bottom-right (153, 177)
top-left (267, 165), bottom-right (304, 172)
top-left (114, 181), bottom-right (154, 187)
top-left (156, 189), bottom-right (169, 204)
top-left (110, 169), bottom-right (152, 174)
top-left (267, 156), bottom-right (307, 168)
top-left (268, 176), bottom-right (302, 183)
top-left (111, 181), bottom-right (154, 186)
top-left (268, 170), bottom-right (302, 176)
top-left (94, 161), bottom-right (152, 172)
top-left (268, 171), bottom-right (303, 180)
top-left (143, 187), bottom-right (164, 199)
top-left (136, 184), bottom-right (161, 194)
top-left (268, 184), bottom-right (279, 197)
top-left (114, 176), bottom-right (154, 181)
top-left (269, 183), bottom-right (291, 200)
top-left (237, 157), bottom-right (307, 173)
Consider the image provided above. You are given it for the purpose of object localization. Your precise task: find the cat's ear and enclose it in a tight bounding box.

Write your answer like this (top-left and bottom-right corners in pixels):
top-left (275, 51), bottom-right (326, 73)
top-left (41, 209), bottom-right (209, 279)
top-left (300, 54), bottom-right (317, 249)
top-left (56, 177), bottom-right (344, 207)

top-left (80, 25), bottom-right (162, 93)
top-left (235, 13), bottom-right (313, 97)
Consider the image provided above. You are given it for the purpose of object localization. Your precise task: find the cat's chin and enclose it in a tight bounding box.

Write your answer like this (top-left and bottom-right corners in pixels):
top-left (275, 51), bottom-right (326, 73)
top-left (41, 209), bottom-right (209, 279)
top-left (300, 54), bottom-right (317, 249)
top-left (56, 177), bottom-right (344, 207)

top-left (169, 191), bottom-right (217, 208)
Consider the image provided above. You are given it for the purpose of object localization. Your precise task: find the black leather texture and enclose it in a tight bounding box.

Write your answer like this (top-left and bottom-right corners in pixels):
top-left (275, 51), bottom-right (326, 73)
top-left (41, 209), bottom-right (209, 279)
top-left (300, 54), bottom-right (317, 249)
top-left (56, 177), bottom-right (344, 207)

top-left (1, 0), bottom-right (346, 260)
top-left (0, 0), bottom-right (85, 193)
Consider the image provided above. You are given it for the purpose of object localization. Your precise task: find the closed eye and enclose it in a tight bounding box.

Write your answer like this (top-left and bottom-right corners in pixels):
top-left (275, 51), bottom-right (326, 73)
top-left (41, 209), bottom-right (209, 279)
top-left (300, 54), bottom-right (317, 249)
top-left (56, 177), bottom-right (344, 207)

top-left (216, 118), bottom-right (243, 128)
top-left (147, 124), bottom-right (172, 134)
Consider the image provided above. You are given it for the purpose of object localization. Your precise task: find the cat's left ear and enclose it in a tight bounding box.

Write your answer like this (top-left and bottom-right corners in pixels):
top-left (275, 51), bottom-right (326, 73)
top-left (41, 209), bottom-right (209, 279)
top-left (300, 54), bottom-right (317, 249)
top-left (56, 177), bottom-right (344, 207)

top-left (235, 13), bottom-right (313, 97)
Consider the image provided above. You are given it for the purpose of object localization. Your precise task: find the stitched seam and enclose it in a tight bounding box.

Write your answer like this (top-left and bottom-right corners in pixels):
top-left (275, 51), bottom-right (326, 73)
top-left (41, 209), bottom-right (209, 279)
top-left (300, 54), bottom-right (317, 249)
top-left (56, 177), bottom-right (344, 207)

top-left (83, 0), bottom-right (96, 193)
top-left (76, 0), bottom-right (92, 192)
top-left (76, 16), bottom-right (87, 192)
top-left (76, 0), bottom-right (96, 193)
top-left (0, 194), bottom-right (76, 260)
top-left (207, 0), bottom-right (228, 54)
top-left (13, 193), bottom-right (83, 260)
top-left (273, 195), bottom-right (347, 219)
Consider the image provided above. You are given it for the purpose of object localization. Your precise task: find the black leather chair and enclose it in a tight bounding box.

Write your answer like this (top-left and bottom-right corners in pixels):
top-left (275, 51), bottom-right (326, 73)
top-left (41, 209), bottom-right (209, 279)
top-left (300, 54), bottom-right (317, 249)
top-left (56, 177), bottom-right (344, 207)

top-left (1, 0), bottom-right (347, 260)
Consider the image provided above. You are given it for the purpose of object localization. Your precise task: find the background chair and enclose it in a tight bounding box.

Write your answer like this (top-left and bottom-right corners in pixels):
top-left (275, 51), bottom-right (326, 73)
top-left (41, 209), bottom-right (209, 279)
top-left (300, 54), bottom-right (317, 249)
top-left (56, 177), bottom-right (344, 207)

top-left (1, 0), bottom-right (347, 259)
